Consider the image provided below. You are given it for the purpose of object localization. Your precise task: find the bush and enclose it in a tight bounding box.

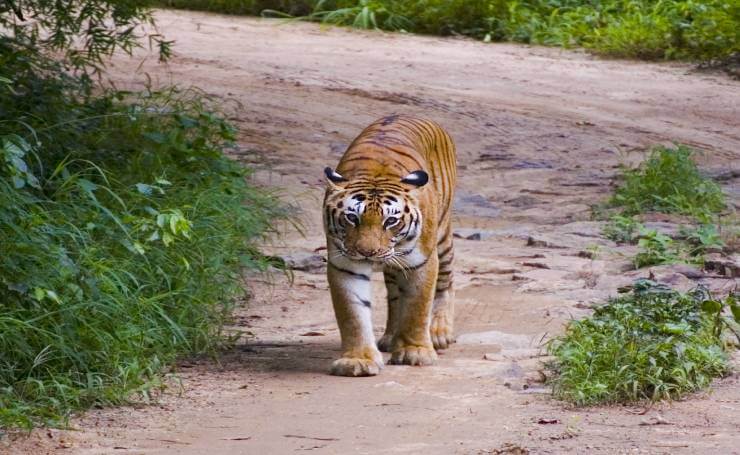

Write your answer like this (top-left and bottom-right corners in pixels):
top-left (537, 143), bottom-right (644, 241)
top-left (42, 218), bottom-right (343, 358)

top-left (159, 0), bottom-right (740, 61)
top-left (610, 145), bottom-right (726, 223)
top-left (548, 281), bottom-right (736, 405)
top-left (0, 49), bottom-right (284, 429)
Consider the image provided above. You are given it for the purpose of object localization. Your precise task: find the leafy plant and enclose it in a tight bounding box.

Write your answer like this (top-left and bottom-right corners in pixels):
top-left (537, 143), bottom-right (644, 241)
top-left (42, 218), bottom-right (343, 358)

top-left (160, 0), bottom-right (740, 61)
top-left (548, 280), bottom-right (734, 406)
top-left (610, 145), bottom-right (726, 223)
top-left (1, 0), bottom-right (171, 73)
top-left (682, 224), bottom-right (725, 257)
top-left (634, 228), bottom-right (680, 268)
top-left (603, 215), bottom-right (641, 244)
top-left (0, 57), bottom-right (285, 429)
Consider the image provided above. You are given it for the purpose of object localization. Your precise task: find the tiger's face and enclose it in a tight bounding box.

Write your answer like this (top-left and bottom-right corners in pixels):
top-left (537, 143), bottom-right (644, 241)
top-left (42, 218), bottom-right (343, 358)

top-left (323, 167), bottom-right (428, 263)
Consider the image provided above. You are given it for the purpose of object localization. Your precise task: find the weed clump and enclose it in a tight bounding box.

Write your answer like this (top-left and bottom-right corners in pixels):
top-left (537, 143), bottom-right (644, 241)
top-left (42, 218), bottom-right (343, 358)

top-left (159, 0), bottom-right (740, 62)
top-left (548, 281), bottom-right (737, 405)
top-left (600, 144), bottom-right (733, 269)
top-left (610, 145), bottom-right (726, 222)
top-left (0, 50), bottom-right (284, 428)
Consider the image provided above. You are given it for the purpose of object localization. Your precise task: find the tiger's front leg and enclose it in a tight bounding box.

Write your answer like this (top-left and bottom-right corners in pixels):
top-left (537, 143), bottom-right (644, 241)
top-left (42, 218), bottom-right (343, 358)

top-left (327, 256), bottom-right (383, 377)
top-left (388, 253), bottom-right (439, 366)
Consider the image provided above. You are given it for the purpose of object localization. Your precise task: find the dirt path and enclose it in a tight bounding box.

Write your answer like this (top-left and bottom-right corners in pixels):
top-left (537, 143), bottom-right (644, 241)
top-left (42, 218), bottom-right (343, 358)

top-left (9, 9), bottom-right (740, 455)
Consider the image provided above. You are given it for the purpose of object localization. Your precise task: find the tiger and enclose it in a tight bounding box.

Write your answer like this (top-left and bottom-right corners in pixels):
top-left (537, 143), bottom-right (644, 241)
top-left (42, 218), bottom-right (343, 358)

top-left (323, 114), bottom-right (457, 377)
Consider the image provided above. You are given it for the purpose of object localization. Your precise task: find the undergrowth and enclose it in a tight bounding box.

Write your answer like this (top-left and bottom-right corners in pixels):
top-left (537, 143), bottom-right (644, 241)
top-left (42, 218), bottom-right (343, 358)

top-left (600, 145), bottom-right (733, 269)
top-left (548, 280), bottom-right (739, 405)
top-left (158, 0), bottom-right (740, 62)
top-left (610, 145), bottom-right (725, 223)
top-left (0, 44), bottom-right (284, 429)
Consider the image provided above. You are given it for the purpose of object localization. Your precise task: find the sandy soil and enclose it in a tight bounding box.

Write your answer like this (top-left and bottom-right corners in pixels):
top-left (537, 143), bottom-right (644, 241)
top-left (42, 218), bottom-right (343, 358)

top-left (6, 9), bottom-right (740, 455)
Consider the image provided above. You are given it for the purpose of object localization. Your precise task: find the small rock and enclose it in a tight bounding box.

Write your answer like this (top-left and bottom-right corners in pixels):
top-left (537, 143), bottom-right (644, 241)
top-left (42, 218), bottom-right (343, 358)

top-left (453, 192), bottom-right (501, 218)
top-left (525, 370), bottom-right (547, 384)
top-left (704, 254), bottom-right (739, 278)
top-left (510, 160), bottom-right (553, 169)
top-left (505, 195), bottom-right (540, 208)
top-left (526, 235), bottom-right (567, 249)
top-left (667, 264), bottom-right (705, 279)
top-left (277, 252), bottom-right (326, 272)
top-left (576, 250), bottom-right (595, 259)
top-left (453, 228), bottom-right (496, 241)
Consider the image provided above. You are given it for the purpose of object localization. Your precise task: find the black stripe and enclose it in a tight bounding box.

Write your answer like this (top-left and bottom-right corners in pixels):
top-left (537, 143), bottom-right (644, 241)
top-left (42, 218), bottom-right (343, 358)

top-left (408, 256), bottom-right (429, 271)
top-left (438, 203), bottom-right (450, 225)
top-left (438, 245), bottom-right (453, 259)
top-left (386, 146), bottom-right (423, 169)
top-left (438, 258), bottom-right (453, 268)
top-left (356, 296), bottom-right (372, 308)
top-left (328, 261), bottom-right (370, 281)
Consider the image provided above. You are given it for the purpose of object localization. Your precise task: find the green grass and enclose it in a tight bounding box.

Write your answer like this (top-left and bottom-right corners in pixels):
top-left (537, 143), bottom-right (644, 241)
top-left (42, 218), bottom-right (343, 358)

top-left (0, 44), bottom-right (284, 429)
top-left (610, 145), bottom-right (726, 223)
top-left (600, 144), bottom-right (733, 269)
top-left (158, 0), bottom-right (740, 62)
top-left (548, 281), bottom-right (738, 405)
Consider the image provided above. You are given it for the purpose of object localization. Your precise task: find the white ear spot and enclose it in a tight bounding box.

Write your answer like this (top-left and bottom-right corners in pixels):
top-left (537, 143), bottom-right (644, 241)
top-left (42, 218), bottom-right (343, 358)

top-left (324, 167), bottom-right (347, 183)
top-left (401, 170), bottom-right (428, 187)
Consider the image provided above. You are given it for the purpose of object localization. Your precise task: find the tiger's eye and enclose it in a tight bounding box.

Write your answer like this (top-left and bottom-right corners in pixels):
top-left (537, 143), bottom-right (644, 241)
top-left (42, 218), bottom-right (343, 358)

top-left (384, 217), bottom-right (398, 229)
top-left (345, 213), bottom-right (360, 225)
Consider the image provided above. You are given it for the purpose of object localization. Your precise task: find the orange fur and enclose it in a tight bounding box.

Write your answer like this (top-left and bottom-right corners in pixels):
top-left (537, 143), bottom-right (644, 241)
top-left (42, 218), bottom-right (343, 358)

top-left (323, 115), bottom-right (456, 376)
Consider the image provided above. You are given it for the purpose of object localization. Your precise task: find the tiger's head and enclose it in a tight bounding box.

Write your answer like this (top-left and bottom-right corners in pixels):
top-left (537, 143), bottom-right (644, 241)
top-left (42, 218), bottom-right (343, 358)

top-left (323, 167), bottom-right (429, 263)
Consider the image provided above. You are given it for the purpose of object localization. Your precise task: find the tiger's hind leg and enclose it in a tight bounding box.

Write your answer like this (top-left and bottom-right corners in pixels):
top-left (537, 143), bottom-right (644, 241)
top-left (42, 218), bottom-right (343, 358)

top-left (430, 227), bottom-right (455, 350)
top-left (378, 269), bottom-right (402, 352)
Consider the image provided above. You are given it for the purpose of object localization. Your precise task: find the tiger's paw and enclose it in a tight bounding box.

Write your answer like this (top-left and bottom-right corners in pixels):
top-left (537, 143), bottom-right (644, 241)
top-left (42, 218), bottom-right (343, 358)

top-left (389, 344), bottom-right (438, 366)
top-left (376, 333), bottom-right (394, 352)
top-left (330, 347), bottom-right (384, 377)
top-left (430, 312), bottom-right (455, 350)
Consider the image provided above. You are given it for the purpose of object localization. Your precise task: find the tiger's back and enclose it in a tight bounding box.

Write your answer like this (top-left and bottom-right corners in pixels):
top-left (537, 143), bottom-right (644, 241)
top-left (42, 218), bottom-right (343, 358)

top-left (322, 114), bottom-right (457, 376)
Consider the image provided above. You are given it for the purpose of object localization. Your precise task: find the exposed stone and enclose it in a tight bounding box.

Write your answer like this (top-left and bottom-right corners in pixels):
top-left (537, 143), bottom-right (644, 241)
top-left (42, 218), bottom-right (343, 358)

top-left (453, 228), bottom-right (496, 241)
top-left (453, 192), bottom-right (501, 218)
top-left (505, 195), bottom-right (541, 208)
top-left (526, 235), bottom-right (567, 249)
top-left (277, 251), bottom-right (326, 272)
top-left (704, 254), bottom-right (739, 278)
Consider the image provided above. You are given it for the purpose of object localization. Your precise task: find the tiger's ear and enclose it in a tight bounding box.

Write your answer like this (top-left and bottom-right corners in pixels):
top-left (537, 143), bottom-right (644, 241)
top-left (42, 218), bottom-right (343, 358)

top-left (324, 167), bottom-right (347, 189)
top-left (401, 170), bottom-right (428, 187)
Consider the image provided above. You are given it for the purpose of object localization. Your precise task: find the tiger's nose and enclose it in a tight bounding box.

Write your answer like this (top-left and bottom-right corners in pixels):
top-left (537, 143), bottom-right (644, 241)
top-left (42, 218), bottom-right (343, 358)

top-left (357, 248), bottom-right (378, 258)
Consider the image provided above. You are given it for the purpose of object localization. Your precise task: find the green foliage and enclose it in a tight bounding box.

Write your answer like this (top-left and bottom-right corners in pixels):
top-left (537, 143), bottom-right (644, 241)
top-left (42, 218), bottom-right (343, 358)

top-left (548, 281), bottom-right (734, 405)
top-left (634, 228), bottom-right (680, 268)
top-left (160, 0), bottom-right (740, 61)
top-left (682, 224), bottom-right (725, 257)
top-left (610, 145), bottom-right (726, 223)
top-left (0, 53), bottom-right (284, 429)
top-left (1, 0), bottom-right (171, 72)
top-left (603, 215), bottom-right (640, 244)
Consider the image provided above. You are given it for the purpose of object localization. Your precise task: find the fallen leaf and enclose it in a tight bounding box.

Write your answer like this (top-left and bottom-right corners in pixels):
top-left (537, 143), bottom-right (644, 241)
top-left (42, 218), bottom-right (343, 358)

top-left (537, 418), bottom-right (559, 424)
top-left (300, 331), bottom-right (325, 336)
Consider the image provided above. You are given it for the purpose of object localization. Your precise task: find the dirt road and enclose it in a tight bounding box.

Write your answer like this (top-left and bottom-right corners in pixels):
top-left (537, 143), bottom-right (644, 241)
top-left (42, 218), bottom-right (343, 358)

top-left (9, 9), bottom-right (740, 455)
